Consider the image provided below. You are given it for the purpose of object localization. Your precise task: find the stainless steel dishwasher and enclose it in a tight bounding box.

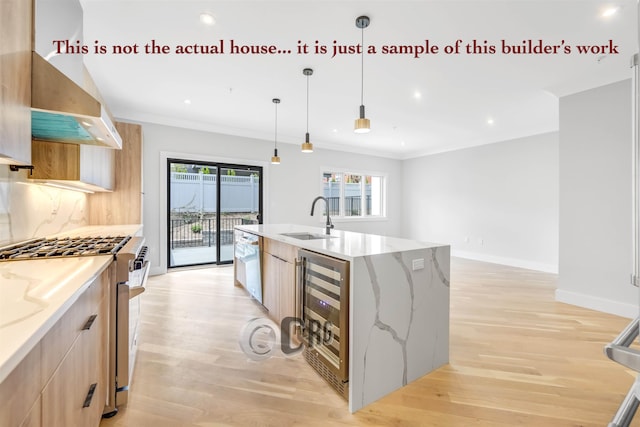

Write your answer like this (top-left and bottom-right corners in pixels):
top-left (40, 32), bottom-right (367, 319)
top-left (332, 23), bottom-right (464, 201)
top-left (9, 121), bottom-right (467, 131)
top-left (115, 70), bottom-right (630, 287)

top-left (234, 229), bottom-right (263, 303)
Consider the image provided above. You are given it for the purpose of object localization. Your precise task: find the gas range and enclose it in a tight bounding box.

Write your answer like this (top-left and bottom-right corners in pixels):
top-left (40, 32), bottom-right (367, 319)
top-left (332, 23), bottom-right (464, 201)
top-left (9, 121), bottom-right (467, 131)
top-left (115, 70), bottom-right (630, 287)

top-left (0, 236), bottom-right (131, 261)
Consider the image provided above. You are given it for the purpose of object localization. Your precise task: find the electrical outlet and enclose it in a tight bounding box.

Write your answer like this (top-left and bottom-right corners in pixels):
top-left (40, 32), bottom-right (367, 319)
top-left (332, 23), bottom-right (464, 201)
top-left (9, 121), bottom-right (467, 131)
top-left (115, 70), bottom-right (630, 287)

top-left (412, 258), bottom-right (424, 271)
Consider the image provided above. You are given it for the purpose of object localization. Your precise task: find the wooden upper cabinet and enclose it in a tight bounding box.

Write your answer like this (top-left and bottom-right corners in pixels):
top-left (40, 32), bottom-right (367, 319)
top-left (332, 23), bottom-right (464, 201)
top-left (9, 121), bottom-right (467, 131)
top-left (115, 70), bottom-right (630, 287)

top-left (87, 122), bottom-right (144, 224)
top-left (30, 139), bottom-right (115, 191)
top-left (0, 0), bottom-right (32, 165)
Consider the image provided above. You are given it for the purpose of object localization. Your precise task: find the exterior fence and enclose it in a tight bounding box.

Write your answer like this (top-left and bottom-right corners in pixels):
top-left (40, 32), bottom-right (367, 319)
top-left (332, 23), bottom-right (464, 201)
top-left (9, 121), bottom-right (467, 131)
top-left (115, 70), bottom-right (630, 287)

top-left (170, 172), bottom-right (259, 214)
top-left (171, 172), bottom-right (373, 217)
top-left (170, 217), bottom-right (256, 248)
top-left (326, 196), bottom-right (371, 216)
top-left (324, 182), bottom-right (372, 216)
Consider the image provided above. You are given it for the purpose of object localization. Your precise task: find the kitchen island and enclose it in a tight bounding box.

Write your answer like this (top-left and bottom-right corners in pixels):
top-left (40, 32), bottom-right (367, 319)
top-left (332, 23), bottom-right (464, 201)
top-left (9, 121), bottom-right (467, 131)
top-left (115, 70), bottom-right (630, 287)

top-left (235, 224), bottom-right (450, 412)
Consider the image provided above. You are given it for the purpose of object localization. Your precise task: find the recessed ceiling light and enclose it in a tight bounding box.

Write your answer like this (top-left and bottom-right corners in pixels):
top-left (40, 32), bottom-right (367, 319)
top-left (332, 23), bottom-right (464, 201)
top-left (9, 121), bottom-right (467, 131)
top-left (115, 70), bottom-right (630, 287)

top-left (487, 118), bottom-right (494, 125)
top-left (401, 141), bottom-right (406, 147)
top-left (413, 91), bottom-right (421, 99)
top-left (184, 99), bottom-right (192, 105)
top-left (200, 12), bottom-right (215, 25)
top-left (332, 128), bottom-right (338, 133)
top-left (602, 6), bottom-right (619, 17)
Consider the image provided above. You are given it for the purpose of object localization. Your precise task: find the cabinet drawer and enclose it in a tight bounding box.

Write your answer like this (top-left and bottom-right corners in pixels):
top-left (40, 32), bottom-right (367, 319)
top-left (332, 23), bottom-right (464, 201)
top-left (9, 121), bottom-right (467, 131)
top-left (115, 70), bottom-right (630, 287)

top-left (20, 395), bottom-right (41, 427)
top-left (0, 343), bottom-right (41, 427)
top-left (42, 304), bottom-right (103, 427)
top-left (264, 238), bottom-right (298, 263)
top-left (41, 276), bottom-right (105, 384)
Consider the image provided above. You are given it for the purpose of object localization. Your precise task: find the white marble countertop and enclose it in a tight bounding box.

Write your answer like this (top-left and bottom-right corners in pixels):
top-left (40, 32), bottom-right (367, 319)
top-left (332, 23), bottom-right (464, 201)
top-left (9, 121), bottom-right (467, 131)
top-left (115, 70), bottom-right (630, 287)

top-left (0, 223), bottom-right (143, 383)
top-left (0, 256), bottom-right (112, 383)
top-left (235, 224), bottom-right (446, 260)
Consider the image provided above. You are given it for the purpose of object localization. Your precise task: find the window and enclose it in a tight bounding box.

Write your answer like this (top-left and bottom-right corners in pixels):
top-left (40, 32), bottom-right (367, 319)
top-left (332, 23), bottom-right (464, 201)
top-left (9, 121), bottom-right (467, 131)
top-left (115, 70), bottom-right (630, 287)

top-left (322, 170), bottom-right (386, 219)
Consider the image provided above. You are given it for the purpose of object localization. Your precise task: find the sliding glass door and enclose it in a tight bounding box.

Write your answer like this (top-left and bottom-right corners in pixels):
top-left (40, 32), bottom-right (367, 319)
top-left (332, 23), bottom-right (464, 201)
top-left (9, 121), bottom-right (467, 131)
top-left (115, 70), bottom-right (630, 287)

top-left (168, 160), bottom-right (262, 268)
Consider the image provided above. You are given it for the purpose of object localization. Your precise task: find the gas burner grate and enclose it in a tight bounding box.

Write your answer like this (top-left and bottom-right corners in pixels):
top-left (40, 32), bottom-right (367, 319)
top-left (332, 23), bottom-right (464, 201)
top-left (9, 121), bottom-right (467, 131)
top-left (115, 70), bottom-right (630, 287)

top-left (0, 236), bottom-right (131, 261)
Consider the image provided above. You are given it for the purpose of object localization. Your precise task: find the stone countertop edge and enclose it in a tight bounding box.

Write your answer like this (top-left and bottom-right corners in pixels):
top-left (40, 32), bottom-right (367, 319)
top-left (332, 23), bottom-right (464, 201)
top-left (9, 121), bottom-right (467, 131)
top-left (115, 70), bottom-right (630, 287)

top-left (0, 256), bottom-right (113, 383)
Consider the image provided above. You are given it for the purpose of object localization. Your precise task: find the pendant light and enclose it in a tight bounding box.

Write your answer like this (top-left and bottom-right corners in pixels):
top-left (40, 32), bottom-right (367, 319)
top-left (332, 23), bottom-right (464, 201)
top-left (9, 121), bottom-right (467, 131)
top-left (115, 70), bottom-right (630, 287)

top-left (271, 98), bottom-right (281, 164)
top-left (301, 68), bottom-right (314, 153)
top-left (354, 15), bottom-right (371, 134)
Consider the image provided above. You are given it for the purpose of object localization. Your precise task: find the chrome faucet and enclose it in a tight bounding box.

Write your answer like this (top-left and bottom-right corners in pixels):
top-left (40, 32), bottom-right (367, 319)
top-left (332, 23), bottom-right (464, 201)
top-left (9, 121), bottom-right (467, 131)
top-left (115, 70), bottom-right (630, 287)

top-left (310, 196), bottom-right (334, 235)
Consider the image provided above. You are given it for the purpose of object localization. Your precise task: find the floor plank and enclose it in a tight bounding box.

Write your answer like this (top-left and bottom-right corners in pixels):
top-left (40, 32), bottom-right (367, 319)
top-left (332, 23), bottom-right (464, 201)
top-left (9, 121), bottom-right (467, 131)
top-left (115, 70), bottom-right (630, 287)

top-left (100, 258), bottom-right (639, 426)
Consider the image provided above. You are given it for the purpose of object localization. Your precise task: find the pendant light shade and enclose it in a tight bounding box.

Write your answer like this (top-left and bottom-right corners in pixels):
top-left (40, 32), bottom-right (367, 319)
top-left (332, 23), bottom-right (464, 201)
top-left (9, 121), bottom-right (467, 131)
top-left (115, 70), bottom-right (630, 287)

top-left (271, 98), bottom-right (281, 164)
top-left (354, 16), bottom-right (371, 134)
top-left (302, 68), bottom-right (314, 153)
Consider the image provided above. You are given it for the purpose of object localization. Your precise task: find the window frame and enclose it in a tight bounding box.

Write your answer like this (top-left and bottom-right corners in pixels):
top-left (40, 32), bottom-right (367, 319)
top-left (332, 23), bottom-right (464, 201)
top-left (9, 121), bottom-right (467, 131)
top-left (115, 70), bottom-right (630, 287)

top-left (320, 167), bottom-right (388, 222)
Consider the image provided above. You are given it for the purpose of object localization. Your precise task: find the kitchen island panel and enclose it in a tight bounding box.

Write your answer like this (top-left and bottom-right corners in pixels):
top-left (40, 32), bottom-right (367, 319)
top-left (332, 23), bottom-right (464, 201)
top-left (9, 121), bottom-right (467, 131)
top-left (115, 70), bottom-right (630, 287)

top-left (350, 246), bottom-right (450, 412)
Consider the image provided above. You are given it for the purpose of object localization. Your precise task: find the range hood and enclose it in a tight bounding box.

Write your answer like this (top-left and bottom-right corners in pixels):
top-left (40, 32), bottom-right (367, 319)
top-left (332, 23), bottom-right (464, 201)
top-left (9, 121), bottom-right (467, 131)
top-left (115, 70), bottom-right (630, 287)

top-left (31, 52), bottom-right (122, 149)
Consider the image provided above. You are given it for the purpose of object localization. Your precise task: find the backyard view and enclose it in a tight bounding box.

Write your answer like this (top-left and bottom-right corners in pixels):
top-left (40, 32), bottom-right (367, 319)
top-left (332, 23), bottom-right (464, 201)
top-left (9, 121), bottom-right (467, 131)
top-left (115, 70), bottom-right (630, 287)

top-left (169, 162), bottom-right (260, 266)
top-left (323, 172), bottom-right (383, 217)
top-left (168, 164), bottom-right (383, 267)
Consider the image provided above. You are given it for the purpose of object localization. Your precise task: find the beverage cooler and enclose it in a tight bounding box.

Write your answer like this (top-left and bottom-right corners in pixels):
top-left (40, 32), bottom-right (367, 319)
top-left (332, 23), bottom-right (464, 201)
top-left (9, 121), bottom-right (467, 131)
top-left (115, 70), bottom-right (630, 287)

top-left (297, 249), bottom-right (350, 399)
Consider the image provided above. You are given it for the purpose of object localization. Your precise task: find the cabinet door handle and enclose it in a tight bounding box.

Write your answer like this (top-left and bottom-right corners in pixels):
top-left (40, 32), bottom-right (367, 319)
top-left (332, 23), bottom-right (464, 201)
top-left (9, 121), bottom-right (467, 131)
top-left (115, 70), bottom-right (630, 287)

top-left (82, 314), bottom-right (97, 331)
top-left (82, 383), bottom-right (97, 408)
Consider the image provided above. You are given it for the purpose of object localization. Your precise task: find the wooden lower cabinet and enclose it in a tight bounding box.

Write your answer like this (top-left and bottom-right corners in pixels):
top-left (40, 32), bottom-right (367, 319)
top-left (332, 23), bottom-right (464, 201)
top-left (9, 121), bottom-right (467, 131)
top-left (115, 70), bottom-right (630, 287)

top-left (279, 259), bottom-right (296, 321)
top-left (262, 253), bottom-right (280, 319)
top-left (262, 238), bottom-right (298, 324)
top-left (0, 264), bottom-right (110, 427)
top-left (42, 303), bottom-right (104, 426)
top-left (0, 343), bottom-right (41, 427)
top-left (20, 396), bottom-right (41, 427)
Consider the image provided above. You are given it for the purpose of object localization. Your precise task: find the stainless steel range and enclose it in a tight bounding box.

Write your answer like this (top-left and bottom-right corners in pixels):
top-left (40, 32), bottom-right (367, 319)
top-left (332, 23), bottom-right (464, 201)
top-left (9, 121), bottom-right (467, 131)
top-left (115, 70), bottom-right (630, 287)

top-left (0, 234), bottom-right (149, 418)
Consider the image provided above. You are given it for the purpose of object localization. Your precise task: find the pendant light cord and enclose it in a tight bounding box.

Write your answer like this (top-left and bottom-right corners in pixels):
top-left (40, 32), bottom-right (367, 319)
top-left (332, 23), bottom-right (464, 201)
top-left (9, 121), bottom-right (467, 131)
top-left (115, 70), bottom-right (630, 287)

top-left (306, 74), bottom-right (310, 132)
top-left (360, 25), bottom-right (364, 106)
top-left (274, 101), bottom-right (278, 149)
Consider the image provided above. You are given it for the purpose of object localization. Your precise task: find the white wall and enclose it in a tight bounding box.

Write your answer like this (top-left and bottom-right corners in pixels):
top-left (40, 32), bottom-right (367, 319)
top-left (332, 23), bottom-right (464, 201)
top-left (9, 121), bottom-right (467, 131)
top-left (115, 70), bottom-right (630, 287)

top-left (140, 122), bottom-right (403, 274)
top-left (401, 132), bottom-right (559, 273)
top-left (558, 79), bottom-right (636, 318)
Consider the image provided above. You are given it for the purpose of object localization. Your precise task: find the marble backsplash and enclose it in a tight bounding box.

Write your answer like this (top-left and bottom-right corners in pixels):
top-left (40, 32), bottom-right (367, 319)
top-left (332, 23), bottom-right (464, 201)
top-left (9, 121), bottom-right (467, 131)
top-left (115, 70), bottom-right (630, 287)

top-left (0, 164), bottom-right (88, 246)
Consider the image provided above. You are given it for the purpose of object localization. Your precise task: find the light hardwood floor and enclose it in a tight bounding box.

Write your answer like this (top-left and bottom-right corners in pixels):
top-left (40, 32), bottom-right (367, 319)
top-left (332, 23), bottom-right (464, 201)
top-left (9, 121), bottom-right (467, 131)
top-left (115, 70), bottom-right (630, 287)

top-left (100, 258), bottom-right (639, 427)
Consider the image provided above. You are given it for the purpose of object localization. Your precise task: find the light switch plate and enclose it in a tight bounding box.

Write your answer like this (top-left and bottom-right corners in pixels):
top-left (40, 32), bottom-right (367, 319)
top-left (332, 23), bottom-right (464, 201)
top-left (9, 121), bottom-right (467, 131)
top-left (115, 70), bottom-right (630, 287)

top-left (412, 258), bottom-right (424, 271)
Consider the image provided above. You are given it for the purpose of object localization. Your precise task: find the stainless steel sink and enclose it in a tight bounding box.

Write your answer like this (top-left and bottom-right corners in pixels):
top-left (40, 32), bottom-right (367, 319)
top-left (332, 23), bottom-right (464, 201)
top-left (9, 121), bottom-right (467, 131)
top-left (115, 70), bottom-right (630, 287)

top-left (279, 232), bottom-right (336, 240)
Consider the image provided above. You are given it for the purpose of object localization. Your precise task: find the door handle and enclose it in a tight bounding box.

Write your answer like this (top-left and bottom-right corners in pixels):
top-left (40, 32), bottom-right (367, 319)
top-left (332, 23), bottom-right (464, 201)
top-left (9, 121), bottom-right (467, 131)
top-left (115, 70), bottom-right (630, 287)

top-left (296, 257), bottom-right (304, 325)
top-left (82, 314), bottom-right (97, 331)
top-left (129, 286), bottom-right (145, 299)
top-left (82, 383), bottom-right (97, 408)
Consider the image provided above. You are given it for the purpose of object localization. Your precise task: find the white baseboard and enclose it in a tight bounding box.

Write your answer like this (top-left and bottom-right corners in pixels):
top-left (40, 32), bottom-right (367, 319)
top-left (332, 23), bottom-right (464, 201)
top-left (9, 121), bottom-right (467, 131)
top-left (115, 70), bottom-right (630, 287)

top-left (555, 289), bottom-right (637, 319)
top-left (451, 249), bottom-right (558, 274)
top-left (150, 266), bottom-right (166, 277)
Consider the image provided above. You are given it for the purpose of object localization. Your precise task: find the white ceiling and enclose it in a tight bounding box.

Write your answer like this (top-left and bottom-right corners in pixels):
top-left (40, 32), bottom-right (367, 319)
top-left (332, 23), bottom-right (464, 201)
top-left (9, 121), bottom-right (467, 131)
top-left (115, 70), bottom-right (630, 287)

top-left (79, 0), bottom-right (639, 159)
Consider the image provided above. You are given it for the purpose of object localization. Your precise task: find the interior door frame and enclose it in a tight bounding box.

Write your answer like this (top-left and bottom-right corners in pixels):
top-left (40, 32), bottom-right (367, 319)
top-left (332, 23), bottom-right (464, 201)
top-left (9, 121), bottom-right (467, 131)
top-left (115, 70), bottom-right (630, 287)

top-left (166, 158), bottom-right (264, 268)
